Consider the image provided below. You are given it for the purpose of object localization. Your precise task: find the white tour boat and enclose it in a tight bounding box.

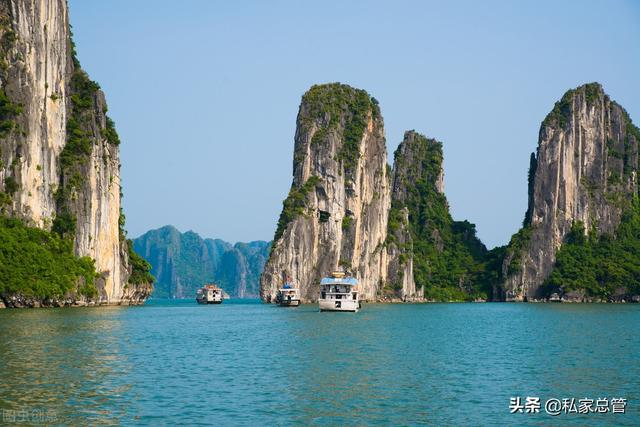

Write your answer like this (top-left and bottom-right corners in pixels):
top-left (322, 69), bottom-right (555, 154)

top-left (196, 284), bottom-right (224, 304)
top-left (318, 271), bottom-right (360, 312)
top-left (276, 283), bottom-right (301, 307)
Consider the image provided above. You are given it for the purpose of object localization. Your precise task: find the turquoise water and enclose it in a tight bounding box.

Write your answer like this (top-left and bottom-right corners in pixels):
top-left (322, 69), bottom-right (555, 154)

top-left (0, 300), bottom-right (638, 426)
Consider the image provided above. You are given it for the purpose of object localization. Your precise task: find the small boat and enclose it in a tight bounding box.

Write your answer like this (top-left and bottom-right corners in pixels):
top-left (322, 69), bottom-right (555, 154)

top-left (548, 292), bottom-right (562, 302)
top-left (276, 282), bottom-right (301, 307)
top-left (318, 271), bottom-right (360, 312)
top-left (196, 283), bottom-right (224, 304)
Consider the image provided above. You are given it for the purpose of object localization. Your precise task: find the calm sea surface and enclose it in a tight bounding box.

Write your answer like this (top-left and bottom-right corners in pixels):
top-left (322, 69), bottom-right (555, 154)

top-left (0, 300), bottom-right (638, 426)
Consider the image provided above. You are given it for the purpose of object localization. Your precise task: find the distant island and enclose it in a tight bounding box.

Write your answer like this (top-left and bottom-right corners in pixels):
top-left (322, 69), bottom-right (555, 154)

top-left (133, 226), bottom-right (270, 299)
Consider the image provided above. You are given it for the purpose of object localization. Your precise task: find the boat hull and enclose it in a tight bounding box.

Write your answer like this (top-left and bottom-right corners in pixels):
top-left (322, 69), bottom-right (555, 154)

top-left (278, 299), bottom-right (301, 307)
top-left (318, 299), bottom-right (359, 312)
top-left (196, 298), bottom-right (223, 304)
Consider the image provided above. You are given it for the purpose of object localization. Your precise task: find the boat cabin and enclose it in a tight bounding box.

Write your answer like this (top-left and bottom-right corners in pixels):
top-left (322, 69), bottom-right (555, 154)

top-left (196, 283), bottom-right (224, 304)
top-left (318, 271), bottom-right (360, 312)
top-left (276, 282), bottom-right (301, 307)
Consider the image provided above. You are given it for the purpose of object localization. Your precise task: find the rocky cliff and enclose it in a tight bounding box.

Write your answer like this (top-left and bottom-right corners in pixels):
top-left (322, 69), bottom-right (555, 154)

top-left (0, 0), bottom-right (152, 306)
top-left (133, 225), bottom-right (270, 298)
top-left (260, 83), bottom-right (391, 302)
top-left (385, 131), bottom-right (488, 301)
top-left (501, 83), bottom-right (639, 301)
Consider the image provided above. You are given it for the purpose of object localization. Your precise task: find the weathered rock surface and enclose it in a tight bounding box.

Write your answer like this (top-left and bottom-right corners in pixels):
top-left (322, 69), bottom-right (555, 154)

top-left (384, 204), bottom-right (417, 300)
top-left (0, 0), bottom-right (151, 305)
top-left (501, 83), bottom-right (639, 301)
top-left (260, 83), bottom-right (391, 302)
top-left (0, 0), bottom-right (68, 226)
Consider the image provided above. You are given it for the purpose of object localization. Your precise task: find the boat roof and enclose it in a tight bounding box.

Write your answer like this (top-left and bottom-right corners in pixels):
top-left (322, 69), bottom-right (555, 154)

top-left (320, 277), bottom-right (357, 285)
top-left (202, 284), bottom-right (222, 290)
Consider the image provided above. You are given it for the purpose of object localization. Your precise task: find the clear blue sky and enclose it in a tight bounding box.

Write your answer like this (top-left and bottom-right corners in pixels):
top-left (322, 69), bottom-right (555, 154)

top-left (68, 0), bottom-right (640, 248)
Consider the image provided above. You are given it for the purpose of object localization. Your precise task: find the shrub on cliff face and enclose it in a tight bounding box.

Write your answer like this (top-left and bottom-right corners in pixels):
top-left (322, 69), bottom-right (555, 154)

top-left (0, 88), bottom-right (21, 137)
top-left (0, 216), bottom-right (97, 299)
top-left (545, 201), bottom-right (640, 298)
top-left (55, 63), bottom-right (122, 247)
top-left (504, 226), bottom-right (533, 275)
top-left (103, 117), bottom-right (120, 146)
top-left (127, 239), bottom-right (154, 285)
top-left (273, 176), bottom-right (321, 241)
top-left (341, 215), bottom-right (353, 231)
top-left (3, 175), bottom-right (18, 194)
top-left (52, 211), bottom-right (76, 238)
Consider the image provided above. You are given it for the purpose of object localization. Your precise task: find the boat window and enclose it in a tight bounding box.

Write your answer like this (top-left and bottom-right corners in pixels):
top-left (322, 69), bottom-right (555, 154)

top-left (321, 292), bottom-right (326, 299)
top-left (353, 293), bottom-right (357, 299)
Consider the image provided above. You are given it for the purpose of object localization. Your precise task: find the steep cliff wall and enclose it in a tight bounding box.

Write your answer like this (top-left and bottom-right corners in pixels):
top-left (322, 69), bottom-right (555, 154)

top-left (386, 131), bottom-right (487, 301)
top-left (0, 0), bottom-right (151, 306)
top-left (133, 225), bottom-right (270, 298)
top-left (501, 83), bottom-right (639, 301)
top-left (0, 0), bottom-right (68, 226)
top-left (260, 83), bottom-right (391, 302)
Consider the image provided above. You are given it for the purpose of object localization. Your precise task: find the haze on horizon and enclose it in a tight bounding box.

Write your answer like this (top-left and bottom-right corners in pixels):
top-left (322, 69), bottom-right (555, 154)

top-left (68, 0), bottom-right (640, 248)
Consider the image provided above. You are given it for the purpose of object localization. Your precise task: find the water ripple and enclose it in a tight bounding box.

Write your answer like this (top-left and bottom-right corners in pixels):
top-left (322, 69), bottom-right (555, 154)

top-left (0, 301), bottom-right (638, 425)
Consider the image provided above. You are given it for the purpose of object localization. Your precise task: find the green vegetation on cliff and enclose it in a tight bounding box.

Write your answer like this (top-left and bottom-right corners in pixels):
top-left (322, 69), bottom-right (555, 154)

top-left (0, 14), bottom-right (101, 301)
top-left (0, 88), bottom-right (21, 137)
top-left (274, 175), bottom-right (320, 241)
top-left (0, 15), bottom-right (20, 138)
top-left (55, 67), bottom-right (101, 233)
top-left (275, 83), bottom-right (378, 245)
top-left (523, 152), bottom-right (537, 226)
top-left (127, 239), bottom-right (154, 285)
top-left (57, 58), bottom-right (153, 290)
top-left (542, 82), bottom-right (603, 128)
top-left (504, 225), bottom-right (533, 275)
top-left (57, 63), bottom-right (124, 225)
top-left (556, 111), bottom-right (640, 299)
top-left (545, 201), bottom-right (640, 298)
top-left (389, 132), bottom-right (489, 300)
top-left (0, 16), bottom-right (22, 207)
top-left (0, 216), bottom-right (97, 299)
top-left (501, 82), bottom-right (640, 299)
top-left (0, 9), bottom-right (153, 303)
top-left (302, 83), bottom-right (379, 178)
